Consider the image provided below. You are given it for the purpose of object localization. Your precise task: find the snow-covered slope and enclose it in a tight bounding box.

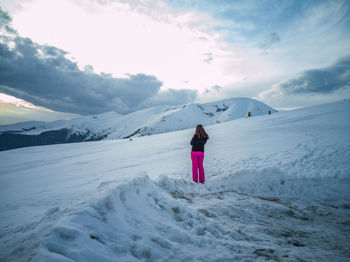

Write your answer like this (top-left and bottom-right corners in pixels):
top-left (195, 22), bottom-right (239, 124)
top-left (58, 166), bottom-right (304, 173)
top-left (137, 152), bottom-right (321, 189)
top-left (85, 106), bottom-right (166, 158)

top-left (0, 100), bottom-right (349, 261)
top-left (0, 111), bottom-right (120, 138)
top-left (105, 97), bottom-right (276, 139)
top-left (0, 97), bottom-right (276, 151)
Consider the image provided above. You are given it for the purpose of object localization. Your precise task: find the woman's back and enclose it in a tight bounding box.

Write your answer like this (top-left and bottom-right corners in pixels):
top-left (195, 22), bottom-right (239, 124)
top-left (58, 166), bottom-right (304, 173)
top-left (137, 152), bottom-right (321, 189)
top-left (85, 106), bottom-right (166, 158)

top-left (190, 134), bottom-right (207, 152)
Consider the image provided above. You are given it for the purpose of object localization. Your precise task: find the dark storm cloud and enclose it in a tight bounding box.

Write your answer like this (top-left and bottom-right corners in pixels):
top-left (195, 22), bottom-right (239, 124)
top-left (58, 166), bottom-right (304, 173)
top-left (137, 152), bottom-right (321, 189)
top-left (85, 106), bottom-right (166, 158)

top-left (0, 9), bottom-right (197, 115)
top-left (0, 36), bottom-right (162, 114)
top-left (277, 55), bottom-right (350, 94)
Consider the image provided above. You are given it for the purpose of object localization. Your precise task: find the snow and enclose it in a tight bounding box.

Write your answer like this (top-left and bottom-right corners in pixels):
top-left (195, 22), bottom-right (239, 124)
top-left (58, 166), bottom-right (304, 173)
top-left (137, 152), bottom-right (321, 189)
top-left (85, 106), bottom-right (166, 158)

top-left (0, 99), bottom-right (349, 261)
top-left (0, 97), bottom-right (276, 140)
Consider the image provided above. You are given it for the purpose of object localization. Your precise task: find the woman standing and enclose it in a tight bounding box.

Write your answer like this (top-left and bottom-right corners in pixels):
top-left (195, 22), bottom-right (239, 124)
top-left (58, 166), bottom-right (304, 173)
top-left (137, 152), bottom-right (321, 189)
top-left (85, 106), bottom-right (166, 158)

top-left (190, 125), bottom-right (209, 183)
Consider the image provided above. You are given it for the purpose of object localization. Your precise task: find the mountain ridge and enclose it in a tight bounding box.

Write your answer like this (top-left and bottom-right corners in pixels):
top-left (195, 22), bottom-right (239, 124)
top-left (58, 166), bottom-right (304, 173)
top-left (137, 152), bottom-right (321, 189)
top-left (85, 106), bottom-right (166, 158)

top-left (0, 97), bottom-right (276, 151)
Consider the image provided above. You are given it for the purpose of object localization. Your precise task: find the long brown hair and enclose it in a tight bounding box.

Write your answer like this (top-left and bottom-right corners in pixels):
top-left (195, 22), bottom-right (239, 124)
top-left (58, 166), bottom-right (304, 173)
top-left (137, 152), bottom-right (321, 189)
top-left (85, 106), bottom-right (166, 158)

top-left (195, 124), bottom-right (209, 139)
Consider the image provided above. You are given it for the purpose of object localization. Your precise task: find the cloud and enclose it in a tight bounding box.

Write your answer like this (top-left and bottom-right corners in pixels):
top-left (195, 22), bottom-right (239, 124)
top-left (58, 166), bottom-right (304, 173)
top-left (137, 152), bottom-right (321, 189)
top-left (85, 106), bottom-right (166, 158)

top-left (202, 52), bottom-right (213, 64)
top-left (259, 32), bottom-right (280, 51)
top-left (265, 55), bottom-right (350, 95)
top-left (203, 85), bottom-right (221, 94)
top-left (0, 101), bottom-right (79, 125)
top-left (142, 88), bottom-right (197, 107)
top-left (0, 36), bottom-right (161, 114)
top-left (258, 55), bottom-right (350, 107)
top-left (0, 9), bottom-right (198, 115)
top-left (0, 8), bottom-right (11, 27)
top-left (0, 8), bottom-right (17, 35)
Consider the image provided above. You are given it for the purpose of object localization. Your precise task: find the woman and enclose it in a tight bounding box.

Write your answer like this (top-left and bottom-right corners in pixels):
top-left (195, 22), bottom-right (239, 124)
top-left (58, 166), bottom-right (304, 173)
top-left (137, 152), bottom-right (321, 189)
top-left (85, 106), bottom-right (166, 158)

top-left (190, 124), bottom-right (209, 183)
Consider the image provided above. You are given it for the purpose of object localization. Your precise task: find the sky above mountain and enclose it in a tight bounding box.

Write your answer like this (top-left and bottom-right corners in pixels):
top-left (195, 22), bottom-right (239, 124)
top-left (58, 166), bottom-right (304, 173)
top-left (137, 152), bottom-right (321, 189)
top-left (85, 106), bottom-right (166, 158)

top-left (0, 0), bottom-right (349, 124)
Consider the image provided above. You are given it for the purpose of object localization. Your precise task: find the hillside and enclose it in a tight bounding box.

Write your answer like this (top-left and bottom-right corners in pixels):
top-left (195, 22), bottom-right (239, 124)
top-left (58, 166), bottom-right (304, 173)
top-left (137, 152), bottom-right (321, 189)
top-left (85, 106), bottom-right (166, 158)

top-left (0, 100), bottom-right (349, 261)
top-left (0, 97), bottom-right (276, 151)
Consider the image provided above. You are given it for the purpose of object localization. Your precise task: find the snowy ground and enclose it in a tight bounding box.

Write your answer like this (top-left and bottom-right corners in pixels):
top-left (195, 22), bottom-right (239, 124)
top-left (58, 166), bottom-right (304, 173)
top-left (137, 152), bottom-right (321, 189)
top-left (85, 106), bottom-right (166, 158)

top-left (1, 100), bottom-right (350, 261)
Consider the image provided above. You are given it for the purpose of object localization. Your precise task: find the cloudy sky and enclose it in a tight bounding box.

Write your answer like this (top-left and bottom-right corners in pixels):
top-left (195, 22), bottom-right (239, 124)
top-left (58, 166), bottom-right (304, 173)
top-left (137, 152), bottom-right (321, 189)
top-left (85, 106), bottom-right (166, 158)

top-left (0, 0), bottom-right (349, 124)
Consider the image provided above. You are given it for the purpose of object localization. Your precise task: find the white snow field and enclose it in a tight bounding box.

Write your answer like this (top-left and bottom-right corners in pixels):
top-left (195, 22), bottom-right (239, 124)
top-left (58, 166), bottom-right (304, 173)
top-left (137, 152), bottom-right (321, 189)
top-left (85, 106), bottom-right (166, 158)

top-left (1, 100), bottom-right (350, 261)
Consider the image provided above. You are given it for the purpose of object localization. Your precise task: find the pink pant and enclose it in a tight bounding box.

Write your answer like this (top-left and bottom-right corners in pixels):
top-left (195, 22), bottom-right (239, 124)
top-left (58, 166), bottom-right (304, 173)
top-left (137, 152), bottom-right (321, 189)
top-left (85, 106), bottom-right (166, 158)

top-left (191, 151), bottom-right (205, 183)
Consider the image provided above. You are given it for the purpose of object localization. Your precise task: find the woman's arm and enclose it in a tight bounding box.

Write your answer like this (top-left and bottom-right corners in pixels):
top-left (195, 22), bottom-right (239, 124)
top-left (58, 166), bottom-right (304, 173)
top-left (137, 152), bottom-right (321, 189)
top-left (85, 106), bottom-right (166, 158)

top-left (190, 135), bottom-right (195, 145)
top-left (203, 138), bottom-right (207, 145)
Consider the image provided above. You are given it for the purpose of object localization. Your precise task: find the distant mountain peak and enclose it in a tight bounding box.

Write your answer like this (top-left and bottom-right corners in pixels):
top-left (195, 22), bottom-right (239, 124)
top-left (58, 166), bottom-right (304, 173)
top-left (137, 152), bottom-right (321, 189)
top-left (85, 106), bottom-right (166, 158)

top-left (0, 97), bottom-right (276, 151)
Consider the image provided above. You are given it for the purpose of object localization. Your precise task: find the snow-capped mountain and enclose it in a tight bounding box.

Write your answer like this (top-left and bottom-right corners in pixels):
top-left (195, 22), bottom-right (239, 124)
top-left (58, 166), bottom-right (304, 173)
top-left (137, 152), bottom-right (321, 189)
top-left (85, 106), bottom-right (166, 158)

top-left (0, 97), bottom-right (276, 151)
top-left (105, 97), bottom-right (276, 139)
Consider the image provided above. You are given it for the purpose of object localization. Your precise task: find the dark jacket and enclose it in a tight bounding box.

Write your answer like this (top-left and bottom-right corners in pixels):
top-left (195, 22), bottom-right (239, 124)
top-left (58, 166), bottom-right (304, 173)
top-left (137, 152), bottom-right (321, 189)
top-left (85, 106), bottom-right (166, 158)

top-left (190, 134), bottom-right (208, 152)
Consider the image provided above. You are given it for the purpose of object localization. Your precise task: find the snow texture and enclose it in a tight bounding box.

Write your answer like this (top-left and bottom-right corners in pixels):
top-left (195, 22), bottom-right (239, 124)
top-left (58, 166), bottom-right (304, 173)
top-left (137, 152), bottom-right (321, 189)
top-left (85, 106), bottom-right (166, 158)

top-left (0, 99), bottom-right (349, 262)
top-left (0, 97), bottom-right (276, 140)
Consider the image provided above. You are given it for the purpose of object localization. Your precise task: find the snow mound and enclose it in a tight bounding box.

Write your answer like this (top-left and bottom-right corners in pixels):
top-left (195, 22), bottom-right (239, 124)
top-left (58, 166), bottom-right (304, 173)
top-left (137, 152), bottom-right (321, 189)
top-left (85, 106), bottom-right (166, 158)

top-left (36, 171), bottom-right (350, 262)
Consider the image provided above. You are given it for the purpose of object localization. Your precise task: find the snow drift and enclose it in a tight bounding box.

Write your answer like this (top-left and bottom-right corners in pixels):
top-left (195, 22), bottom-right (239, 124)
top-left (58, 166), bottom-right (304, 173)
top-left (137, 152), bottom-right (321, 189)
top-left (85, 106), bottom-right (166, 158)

top-left (35, 171), bottom-right (350, 262)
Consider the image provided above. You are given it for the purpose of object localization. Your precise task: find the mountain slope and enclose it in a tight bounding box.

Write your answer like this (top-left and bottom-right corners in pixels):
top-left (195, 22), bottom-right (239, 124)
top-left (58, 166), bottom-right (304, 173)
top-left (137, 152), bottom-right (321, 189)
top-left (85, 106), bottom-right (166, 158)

top-left (0, 97), bottom-right (276, 151)
top-left (106, 97), bottom-right (276, 139)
